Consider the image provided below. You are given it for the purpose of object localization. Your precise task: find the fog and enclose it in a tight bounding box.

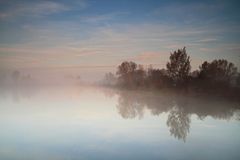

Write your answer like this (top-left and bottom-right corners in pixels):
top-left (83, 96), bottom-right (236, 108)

top-left (0, 85), bottom-right (240, 159)
top-left (0, 68), bottom-right (111, 86)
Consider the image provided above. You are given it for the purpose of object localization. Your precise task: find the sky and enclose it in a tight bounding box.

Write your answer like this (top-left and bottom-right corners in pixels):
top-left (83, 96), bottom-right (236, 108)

top-left (0, 0), bottom-right (240, 81)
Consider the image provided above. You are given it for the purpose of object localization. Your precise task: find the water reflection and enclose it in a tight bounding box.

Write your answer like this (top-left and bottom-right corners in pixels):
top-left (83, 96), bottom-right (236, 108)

top-left (1, 85), bottom-right (240, 143)
top-left (1, 86), bottom-right (240, 160)
top-left (167, 106), bottom-right (190, 142)
top-left (110, 89), bottom-right (240, 141)
top-left (0, 84), bottom-right (37, 102)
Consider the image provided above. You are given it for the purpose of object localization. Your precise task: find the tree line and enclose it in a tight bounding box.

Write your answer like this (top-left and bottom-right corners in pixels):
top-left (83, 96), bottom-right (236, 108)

top-left (104, 47), bottom-right (240, 91)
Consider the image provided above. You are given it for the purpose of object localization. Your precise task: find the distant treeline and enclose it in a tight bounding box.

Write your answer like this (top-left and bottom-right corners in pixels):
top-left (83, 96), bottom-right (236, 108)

top-left (103, 47), bottom-right (240, 92)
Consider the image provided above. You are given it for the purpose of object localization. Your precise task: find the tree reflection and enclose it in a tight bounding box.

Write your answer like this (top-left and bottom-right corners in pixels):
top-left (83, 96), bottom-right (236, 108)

top-left (167, 106), bottom-right (190, 142)
top-left (113, 89), bottom-right (240, 142)
top-left (116, 91), bottom-right (145, 119)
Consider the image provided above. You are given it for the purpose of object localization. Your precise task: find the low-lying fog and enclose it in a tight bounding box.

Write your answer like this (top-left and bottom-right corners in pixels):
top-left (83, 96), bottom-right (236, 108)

top-left (0, 85), bottom-right (240, 160)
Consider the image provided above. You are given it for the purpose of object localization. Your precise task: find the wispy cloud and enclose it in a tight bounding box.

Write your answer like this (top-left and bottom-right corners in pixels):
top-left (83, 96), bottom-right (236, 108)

top-left (126, 51), bottom-right (170, 68)
top-left (199, 43), bottom-right (240, 53)
top-left (0, 45), bottom-right (113, 69)
top-left (196, 38), bottom-right (218, 43)
top-left (131, 51), bottom-right (167, 62)
top-left (80, 12), bottom-right (129, 23)
top-left (0, 1), bottom-right (71, 20)
top-left (3, 20), bottom-right (237, 69)
top-left (152, 1), bottom-right (225, 25)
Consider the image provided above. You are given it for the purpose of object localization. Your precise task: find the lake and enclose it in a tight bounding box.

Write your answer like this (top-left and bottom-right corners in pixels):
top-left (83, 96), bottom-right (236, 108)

top-left (0, 85), bottom-right (240, 160)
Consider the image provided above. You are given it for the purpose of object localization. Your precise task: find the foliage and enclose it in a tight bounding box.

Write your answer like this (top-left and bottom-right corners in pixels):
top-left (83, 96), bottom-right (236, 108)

top-left (147, 68), bottom-right (171, 88)
top-left (166, 47), bottom-right (191, 86)
top-left (199, 59), bottom-right (238, 87)
top-left (237, 73), bottom-right (240, 86)
top-left (104, 47), bottom-right (239, 91)
top-left (116, 61), bottom-right (146, 88)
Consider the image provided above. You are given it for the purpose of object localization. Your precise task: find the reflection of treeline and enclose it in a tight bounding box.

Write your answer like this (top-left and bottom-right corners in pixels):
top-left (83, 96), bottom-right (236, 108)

top-left (104, 47), bottom-right (240, 94)
top-left (0, 70), bottom-right (35, 87)
top-left (102, 88), bottom-right (240, 141)
top-left (114, 89), bottom-right (240, 120)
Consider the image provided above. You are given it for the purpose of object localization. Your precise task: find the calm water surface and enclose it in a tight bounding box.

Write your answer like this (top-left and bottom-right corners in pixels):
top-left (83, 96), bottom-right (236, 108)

top-left (0, 86), bottom-right (240, 160)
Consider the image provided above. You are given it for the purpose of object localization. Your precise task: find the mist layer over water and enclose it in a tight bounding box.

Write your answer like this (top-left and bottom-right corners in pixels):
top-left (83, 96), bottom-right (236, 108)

top-left (0, 85), bottom-right (240, 160)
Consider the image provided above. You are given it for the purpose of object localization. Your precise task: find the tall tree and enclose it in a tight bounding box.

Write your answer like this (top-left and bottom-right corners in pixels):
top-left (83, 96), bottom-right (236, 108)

top-left (166, 47), bottom-right (191, 86)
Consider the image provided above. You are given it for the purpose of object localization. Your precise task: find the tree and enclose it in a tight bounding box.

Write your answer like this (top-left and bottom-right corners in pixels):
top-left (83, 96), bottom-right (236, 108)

top-left (166, 47), bottom-right (191, 86)
top-left (199, 59), bottom-right (237, 87)
top-left (117, 61), bottom-right (137, 75)
top-left (147, 68), bottom-right (171, 88)
top-left (237, 73), bottom-right (240, 86)
top-left (133, 65), bottom-right (146, 87)
top-left (104, 72), bottom-right (116, 86)
top-left (116, 61), bottom-right (137, 87)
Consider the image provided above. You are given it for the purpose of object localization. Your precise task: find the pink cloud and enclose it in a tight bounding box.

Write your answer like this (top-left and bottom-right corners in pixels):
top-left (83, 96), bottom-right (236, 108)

top-left (131, 51), bottom-right (168, 62)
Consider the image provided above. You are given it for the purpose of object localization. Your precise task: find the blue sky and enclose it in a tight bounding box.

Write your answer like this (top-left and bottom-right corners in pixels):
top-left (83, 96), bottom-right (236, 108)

top-left (0, 0), bottom-right (240, 80)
